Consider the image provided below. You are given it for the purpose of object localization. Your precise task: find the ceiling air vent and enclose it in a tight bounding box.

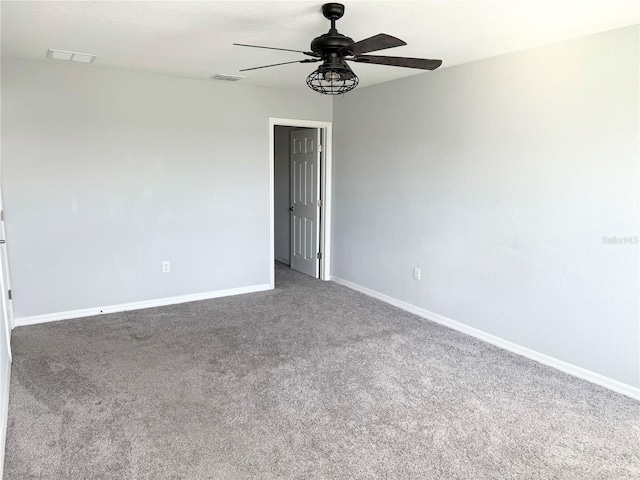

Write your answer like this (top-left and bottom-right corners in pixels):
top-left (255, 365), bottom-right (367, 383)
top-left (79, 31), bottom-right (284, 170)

top-left (210, 74), bottom-right (245, 82)
top-left (47, 49), bottom-right (96, 63)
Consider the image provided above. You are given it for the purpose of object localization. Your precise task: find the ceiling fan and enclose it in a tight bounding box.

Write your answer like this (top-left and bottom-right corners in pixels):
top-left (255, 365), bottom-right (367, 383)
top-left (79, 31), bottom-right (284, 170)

top-left (234, 2), bottom-right (442, 95)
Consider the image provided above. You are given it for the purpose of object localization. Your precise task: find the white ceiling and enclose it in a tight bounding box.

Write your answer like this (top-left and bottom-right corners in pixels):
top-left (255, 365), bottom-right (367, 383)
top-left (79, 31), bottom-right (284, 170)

top-left (2, 1), bottom-right (638, 92)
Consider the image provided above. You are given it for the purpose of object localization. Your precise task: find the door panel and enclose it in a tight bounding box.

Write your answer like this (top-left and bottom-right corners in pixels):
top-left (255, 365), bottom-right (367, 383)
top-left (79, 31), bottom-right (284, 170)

top-left (0, 284), bottom-right (8, 366)
top-left (290, 129), bottom-right (320, 278)
top-left (0, 208), bottom-right (11, 363)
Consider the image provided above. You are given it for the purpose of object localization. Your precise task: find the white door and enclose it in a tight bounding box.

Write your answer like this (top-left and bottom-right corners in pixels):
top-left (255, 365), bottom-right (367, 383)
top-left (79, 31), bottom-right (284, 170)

top-left (0, 269), bottom-right (9, 366)
top-left (0, 209), bottom-right (11, 363)
top-left (290, 129), bottom-right (320, 278)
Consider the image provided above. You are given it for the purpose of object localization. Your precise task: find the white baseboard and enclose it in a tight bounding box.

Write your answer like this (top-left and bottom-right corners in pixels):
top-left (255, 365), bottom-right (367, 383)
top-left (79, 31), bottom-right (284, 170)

top-left (0, 358), bottom-right (11, 479)
top-left (14, 283), bottom-right (272, 328)
top-left (330, 276), bottom-right (640, 401)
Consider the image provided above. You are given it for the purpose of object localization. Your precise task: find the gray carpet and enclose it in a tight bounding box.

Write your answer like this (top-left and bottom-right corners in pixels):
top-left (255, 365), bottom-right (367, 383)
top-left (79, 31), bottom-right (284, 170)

top-left (4, 263), bottom-right (640, 479)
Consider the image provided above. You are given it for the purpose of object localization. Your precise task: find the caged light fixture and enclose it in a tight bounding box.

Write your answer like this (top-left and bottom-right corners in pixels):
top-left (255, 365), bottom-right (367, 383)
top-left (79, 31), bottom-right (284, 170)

top-left (306, 57), bottom-right (359, 95)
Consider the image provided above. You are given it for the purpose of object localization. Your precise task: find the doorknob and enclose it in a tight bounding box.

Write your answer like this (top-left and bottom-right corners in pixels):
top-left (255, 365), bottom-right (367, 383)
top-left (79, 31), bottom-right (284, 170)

top-left (289, 207), bottom-right (294, 211)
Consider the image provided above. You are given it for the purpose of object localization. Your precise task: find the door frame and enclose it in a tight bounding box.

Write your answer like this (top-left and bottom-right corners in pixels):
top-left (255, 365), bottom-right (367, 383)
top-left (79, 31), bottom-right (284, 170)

top-left (269, 117), bottom-right (333, 288)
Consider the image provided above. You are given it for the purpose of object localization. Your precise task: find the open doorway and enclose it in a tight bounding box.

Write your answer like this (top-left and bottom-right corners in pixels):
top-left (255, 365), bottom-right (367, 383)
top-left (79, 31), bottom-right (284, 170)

top-left (274, 126), bottom-right (304, 267)
top-left (269, 118), bottom-right (333, 288)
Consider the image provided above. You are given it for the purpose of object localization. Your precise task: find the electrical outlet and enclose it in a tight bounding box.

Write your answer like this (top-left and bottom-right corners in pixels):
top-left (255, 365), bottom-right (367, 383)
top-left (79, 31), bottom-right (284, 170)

top-left (413, 267), bottom-right (421, 281)
top-left (162, 261), bottom-right (171, 273)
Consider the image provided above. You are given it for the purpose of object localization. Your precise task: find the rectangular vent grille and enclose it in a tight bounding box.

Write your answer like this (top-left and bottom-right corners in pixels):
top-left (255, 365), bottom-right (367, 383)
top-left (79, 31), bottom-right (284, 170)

top-left (47, 49), bottom-right (96, 63)
top-left (210, 74), bottom-right (245, 82)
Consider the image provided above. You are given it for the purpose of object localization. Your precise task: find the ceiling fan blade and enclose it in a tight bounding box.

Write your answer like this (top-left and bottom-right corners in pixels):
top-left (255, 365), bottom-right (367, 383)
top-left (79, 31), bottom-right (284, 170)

top-left (351, 55), bottom-right (442, 70)
top-left (341, 34), bottom-right (407, 56)
top-left (233, 43), bottom-right (319, 57)
top-left (239, 58), bottom-right (320, 72)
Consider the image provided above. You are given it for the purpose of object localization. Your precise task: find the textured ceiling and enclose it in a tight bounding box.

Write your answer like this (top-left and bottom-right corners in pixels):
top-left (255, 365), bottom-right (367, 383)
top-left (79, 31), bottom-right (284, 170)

top-left (1, 1), bottom-right (638, 92)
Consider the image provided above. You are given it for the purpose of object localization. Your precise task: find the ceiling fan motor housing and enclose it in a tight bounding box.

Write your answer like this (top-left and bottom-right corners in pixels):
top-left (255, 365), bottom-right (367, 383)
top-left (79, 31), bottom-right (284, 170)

top-left (310, 32), bottom-right (354, 56)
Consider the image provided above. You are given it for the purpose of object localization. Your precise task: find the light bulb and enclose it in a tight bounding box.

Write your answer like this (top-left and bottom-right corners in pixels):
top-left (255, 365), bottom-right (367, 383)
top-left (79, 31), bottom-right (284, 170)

top-left (323, 71), bottom-right (341, 83)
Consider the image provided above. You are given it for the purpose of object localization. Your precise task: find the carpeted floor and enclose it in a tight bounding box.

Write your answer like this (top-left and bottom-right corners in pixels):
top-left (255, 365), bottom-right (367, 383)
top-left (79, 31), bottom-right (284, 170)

top-left (4, 263), bottom-right (640, 479)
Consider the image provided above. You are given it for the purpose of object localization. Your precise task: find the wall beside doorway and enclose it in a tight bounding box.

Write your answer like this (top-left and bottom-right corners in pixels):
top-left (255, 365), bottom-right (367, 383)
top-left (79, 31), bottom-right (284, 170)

top-left (274, 126), bottom-right (296, 265)
top-left (3, 59), bottom-right (332, 320)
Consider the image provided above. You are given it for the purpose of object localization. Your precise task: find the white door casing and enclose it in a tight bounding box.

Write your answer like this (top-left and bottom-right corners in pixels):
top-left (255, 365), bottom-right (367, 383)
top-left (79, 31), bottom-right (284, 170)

top-left (269, 117), bottom-right (332, 288)
top-left (290, 128), bottom-right (320, 278)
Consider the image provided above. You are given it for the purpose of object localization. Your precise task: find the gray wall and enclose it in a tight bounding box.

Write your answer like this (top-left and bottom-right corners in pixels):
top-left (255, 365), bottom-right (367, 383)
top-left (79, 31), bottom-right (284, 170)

top-left (332, 26), bottom-right (639, 387)
top-left (274, 126), bottom-right (295, 265)
top-left (1, 58), bottom-right (332, 318)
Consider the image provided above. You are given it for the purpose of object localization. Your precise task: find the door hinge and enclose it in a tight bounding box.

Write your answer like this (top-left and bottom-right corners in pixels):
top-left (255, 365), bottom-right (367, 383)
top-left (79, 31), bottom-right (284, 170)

top-left (318, 144), bottom-right (323, 153)
top-left (1, 211), bottom-right (4, 221)
top-left (7, 290), bottom-right (11, 300)
top-left (317, 252), bottom-right (322, 260)
top-left (317, 199), bottom-right (322, 208)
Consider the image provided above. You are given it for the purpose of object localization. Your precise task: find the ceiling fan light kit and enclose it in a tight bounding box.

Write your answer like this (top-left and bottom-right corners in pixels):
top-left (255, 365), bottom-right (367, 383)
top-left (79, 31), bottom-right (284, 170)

top-left (306, 57), bottom-right (359, 95)
top-left (234, 3), bottom-right (442, 95)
